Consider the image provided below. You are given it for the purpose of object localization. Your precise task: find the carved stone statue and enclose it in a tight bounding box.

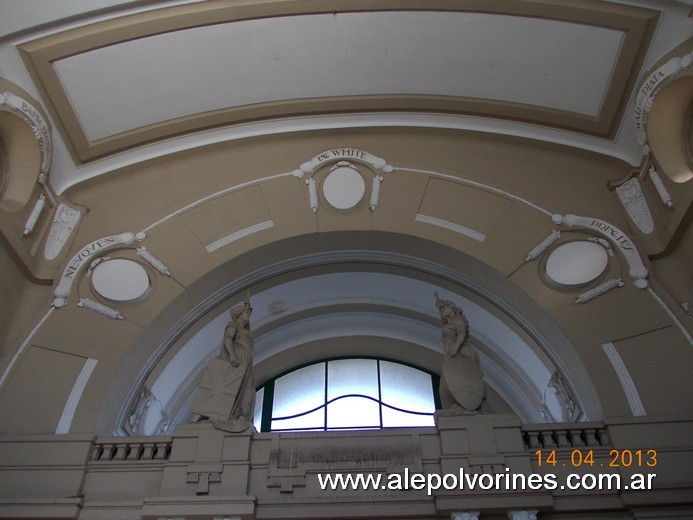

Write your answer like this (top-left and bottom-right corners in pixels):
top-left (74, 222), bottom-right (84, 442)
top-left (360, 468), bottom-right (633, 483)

top-left (434, 292), bottom-right (486, 415)
top-left (192, 294), bottom-right (255, 432)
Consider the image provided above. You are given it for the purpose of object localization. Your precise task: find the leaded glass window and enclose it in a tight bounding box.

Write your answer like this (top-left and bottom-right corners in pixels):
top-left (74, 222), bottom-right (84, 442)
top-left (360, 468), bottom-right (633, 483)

top-left (254, 358), bottom-right (440, 432)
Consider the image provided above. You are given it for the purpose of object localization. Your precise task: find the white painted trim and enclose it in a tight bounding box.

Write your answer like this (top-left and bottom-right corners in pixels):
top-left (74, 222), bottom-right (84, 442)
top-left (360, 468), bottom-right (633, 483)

top-left (52, 113), bottom-right (644, 195)
top-left (646, 287), bottom-right (693, 346)
top-left (415, 213), bottom-right (485, 242)
top-left (206, 220), bottom-right (274, 253)
top-left (0, 308), bottom-right (54, 389)
top-left (142, 176), bottom-right (288, 233)
top-left (55, 358), bottom-right (98, 434)
top-left (601, 342), bottom-right (646, 417)
top-left (402, 167), bottom-right (553, 217)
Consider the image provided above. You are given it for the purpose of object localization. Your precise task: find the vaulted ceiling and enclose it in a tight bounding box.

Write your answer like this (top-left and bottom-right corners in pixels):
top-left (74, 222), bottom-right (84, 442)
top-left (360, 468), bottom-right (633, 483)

top-left (0, 1), bottom-right (691, 436)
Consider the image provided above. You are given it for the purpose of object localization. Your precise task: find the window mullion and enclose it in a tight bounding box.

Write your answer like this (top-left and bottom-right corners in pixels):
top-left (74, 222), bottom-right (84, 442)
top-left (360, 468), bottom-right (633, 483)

top-left (261, 380), bottom-right (274, 433)
top-left (377, 359), bottom-right (383, 429)
top-left (323, 361), bottom-right (328, 431)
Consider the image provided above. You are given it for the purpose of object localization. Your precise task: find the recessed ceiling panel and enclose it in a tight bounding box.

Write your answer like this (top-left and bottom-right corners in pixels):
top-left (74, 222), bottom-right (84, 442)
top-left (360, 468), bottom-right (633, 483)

top-left (53, 11), bottom-right (623, 141)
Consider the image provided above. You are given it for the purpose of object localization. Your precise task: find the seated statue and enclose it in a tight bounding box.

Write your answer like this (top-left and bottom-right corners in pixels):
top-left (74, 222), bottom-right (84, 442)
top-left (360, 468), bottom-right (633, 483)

top-left (192, 294), bottom-right (255, 432)
top-left (434, 292), bottom-right (487, 416)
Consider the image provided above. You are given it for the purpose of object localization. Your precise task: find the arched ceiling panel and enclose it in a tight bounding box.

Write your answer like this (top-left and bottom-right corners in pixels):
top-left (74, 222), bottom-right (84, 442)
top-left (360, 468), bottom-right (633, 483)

top-left (16, 0), bottom-right (658, 177)
top-left (52, 11), bottom-right (623, 141)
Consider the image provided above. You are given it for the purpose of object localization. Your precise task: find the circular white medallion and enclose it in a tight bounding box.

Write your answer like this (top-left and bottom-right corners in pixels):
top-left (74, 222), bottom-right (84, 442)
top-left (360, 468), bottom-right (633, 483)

top-left (91, 258), bottom-right (150, 303)
top-left (322, 167), bottom-right (366, 211)
top-left (545, 241), bottom-right (608, 287)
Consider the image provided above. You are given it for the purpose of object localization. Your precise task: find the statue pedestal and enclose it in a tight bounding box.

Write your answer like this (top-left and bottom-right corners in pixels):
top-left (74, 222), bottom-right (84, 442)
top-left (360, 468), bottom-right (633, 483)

top-left (434, 414), bottom-right (552, 513)
top-left (158, 422), bottom-right (254, 499)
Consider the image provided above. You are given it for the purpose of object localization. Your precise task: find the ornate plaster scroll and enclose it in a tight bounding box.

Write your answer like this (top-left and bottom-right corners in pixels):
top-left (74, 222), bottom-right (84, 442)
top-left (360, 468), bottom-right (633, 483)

top-left (634, 52), bottom-right (693, 150)
top-left (370, 175), bottom-right (383, 211)
top-left (575, 278), bottom-right (624, 304)
top-left (540, 371), bottom-right (577, 422)
top-left (53, 231), bottom-right (144, 308)
top-left (127, 387), bottom-right (171, 436)
top-left (648, 166), bottom-right (673, 208)
top-left (294, 148), bottom-right (392, 213)
top-left (525, 230), bottom-right (561, 261)
top-left (306, 178), bottom-right (319, 213)
top-left (0, 90), bottom-right (52, 183)
top-left (78, 298), bottom-right (124, 320)
top-left (44, 203), bottom-right (83, 260)
top-left (137, 246), bottom-right (171, 276)
top-left (615, 178), bottom-right (654, 235)
top-left (554, 214), bottom-right (648, 288)
top-left (23, 195), bottom-right (46, 236)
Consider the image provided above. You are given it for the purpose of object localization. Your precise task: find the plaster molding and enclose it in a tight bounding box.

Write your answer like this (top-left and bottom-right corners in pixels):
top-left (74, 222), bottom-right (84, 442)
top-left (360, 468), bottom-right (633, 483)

top-left (47, 114), bottom-right (648, 195)
top-left (525, 230), bottom-right (561, 261)
top-left (555, 214), bottom-right (648, 288)
top-left (647, 166), bottom-right (673, 208)
top-left (574, 278), bottom-right (624, 304)
top-left (44, 202), bottom-right (83, 260)
top-left (111, 244), bottom-right (600, 434)
top-left (601, 342), bottom-right (646, 417)
top-left (305, 178), bottom-right (319, 213)
top-left (22, 194), bottom-right (46, 237)
top-left (0, 90), bottom-right (52, 181)
top-left (126, 387), bottom-right (171, 437)
top-left (292, 148), bottom-right (393, 179)
top-left (78, 298), bottom-right (124, 320)
top-left (205, 220), bottom-right (274, 253)
top-left (53, 232), bottom-right (141, 307)
top-left (646, 287), bottom-right (693, 346)
top-left (400, 167), bottom-right (553, 217)
top-left (615, 178), bottom-right (654, 235)
top-left (55, 358), bottom-right (98, 434)
top-left (137, 246), bottom-right (171, 276)
top-left (296, 149), bottom-right (391, 213)
top-left (0, 307), bottom-right (54, 390)
top-left (634, 52), bottom-right (693, 150)
top-left (540, 371), bottom-right (577, 422)
top-left (370, 175), bottom-right (384, 211)
top-left (415, 214), bottom-right (486, 242)
top-left (588, 237), bottom-right (614, 256)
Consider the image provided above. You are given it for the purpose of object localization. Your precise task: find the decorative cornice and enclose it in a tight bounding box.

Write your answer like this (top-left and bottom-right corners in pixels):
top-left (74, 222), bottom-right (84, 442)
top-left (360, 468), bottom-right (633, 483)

top-left (22, 195), bottom-right (46, 237)
top-left (575, 278), bottom-right (624, 304)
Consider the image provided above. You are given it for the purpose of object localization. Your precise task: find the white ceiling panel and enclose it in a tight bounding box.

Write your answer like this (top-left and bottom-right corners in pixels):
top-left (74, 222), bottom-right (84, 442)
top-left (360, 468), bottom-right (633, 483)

top-left (53, 11), bottom-right (624, 141)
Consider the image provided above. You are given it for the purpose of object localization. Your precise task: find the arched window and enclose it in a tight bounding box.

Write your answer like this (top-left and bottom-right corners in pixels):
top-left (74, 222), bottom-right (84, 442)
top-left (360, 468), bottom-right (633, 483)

top-left (254, 358), bottom-right (441, 432)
